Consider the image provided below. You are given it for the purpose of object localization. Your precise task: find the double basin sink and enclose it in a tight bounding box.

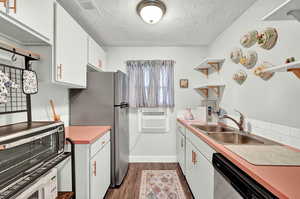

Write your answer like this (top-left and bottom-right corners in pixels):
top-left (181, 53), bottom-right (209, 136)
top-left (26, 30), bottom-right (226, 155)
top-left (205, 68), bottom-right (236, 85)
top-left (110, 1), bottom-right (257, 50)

top-left (191, 124), bottom-right (276, 145)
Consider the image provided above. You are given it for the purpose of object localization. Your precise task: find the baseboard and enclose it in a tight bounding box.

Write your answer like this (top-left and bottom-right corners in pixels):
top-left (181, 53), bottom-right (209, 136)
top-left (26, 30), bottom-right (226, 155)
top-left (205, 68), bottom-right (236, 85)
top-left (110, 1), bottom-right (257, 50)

top-left (129, 156), bottom-right (177, 163)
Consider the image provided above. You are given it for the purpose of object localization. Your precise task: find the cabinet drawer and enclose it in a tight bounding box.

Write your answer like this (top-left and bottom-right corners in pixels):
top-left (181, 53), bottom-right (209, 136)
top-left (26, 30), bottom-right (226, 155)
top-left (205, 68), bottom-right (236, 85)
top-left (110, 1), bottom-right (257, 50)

top-left (187, 130), bottom-right (215, 162)
top-left (90, 131), bottom-right (110, 157)
top-left (177, 122), bottom-right (186, 136)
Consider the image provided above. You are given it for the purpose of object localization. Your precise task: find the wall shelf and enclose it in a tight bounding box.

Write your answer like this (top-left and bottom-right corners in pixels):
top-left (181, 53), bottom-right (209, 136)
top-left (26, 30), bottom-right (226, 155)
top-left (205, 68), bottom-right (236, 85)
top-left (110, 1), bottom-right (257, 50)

top-left (262, 61), bottom-right (300, 79)
top-left (262, 0), bottom-right (300, 22)
top-left (194, 84), bottom-right (225, 98)
top-left (194, 58), bottom-right (225, 78)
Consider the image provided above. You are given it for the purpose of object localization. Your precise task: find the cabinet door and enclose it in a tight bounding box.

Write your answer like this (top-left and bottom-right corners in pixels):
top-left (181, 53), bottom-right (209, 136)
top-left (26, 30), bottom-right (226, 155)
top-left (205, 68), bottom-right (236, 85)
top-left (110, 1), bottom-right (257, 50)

top-left (88, 37), bottom-right (106, 70)
top-left (176, 130), bottom-right (185, 174)
top-left (55, 3), bottom-right (87, 88)
top-left (90, 142), bottom-right (111, 199)
top-left (188, 143), bottom-right (214, 199)
top-left (8, 0), bottom-right (53, 42)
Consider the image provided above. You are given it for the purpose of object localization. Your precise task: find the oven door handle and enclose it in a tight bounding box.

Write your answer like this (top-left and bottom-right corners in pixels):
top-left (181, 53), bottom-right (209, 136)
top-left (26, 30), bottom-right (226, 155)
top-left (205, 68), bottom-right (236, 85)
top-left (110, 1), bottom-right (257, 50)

top-left (24, 161), bottom-right (45, 174)
top-left (0, 128), bottom-right (58, 150)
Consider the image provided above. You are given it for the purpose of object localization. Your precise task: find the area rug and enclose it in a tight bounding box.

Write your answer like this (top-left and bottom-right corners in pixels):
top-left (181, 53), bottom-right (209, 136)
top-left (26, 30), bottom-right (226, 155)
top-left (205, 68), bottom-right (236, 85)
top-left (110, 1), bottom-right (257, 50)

top-left (139, 170), bottom-right (187, 199)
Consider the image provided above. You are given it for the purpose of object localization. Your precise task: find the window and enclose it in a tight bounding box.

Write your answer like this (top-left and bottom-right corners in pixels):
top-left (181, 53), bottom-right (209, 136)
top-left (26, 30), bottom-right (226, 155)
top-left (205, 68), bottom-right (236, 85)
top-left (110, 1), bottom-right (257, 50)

top-left (126, 60), bottom-right (175, 108)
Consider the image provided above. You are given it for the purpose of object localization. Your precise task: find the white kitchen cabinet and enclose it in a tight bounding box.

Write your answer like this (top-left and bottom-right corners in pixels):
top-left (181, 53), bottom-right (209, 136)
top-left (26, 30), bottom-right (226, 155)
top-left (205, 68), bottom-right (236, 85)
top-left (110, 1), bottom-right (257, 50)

top-left (90, 141), bottom-right (111, 199)
top-left (75, 131), bottom-right (110, 199)
top-left (186, 140), bottom-right (214, 199)
top-left (7, 0), bottom-right (53, 43)
top-left (0, 0), bottom-right (53, 45)
top-left (178, 122), bottom-right (215, 199)
top-left (54, 2), bottom-right (87, 88)
top-left (88, 36), bottom-right (106, 71)
top-left (176, 124), bottom-right (186, 174)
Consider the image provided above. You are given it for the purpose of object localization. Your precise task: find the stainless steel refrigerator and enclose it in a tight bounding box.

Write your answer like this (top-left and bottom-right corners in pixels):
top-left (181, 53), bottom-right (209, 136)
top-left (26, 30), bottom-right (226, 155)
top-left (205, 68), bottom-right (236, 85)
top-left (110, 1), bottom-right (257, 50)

top-left (69, 71), bottom-right (129, 187)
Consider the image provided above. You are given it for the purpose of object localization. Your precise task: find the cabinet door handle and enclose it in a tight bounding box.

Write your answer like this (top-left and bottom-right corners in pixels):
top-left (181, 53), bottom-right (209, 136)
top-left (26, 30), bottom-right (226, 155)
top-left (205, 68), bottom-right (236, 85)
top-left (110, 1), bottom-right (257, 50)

top-left (192, 151), bottom-right (195, 164)
top-left (98, 59), bottom-right (102, 67)
top-left (93, 161), bottom-right (97, 176)
top-left (180, 138), bottom-right (184, 148)
top-left (192, 151), bottom-right (197, 165)
top-left (57, 64), bottom-right (63, 80)
top-left (4, 0), bottom-right (16, 14)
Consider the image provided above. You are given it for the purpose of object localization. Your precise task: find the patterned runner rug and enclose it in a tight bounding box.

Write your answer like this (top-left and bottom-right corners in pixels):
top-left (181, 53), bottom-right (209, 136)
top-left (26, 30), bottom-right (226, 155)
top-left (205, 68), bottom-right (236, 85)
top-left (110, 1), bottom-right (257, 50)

top-left (139, 170), bottom-right (187, 199)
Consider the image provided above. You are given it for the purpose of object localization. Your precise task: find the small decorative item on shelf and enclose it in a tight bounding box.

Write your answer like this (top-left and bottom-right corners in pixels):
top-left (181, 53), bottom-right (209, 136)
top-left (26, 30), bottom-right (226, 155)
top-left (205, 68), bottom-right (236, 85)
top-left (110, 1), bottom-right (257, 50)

top-left (240, 50), bottom-right (258, 69)
top-left (240, 30), bottom-right (258, 48)
top-left (184, 108), bottom-right (194, 120)
top-left (253, 62), bottom-right (274, 80)
top-left (285, 57), bottom-right (296, 64)
top-left (22, 70), bottom-right (38, 95)
top-left (0, 70), bottom-right (19, 104)
top-left (230, 48), bottom-right (243, 64)
top-left (257, 28), bottom-right (278, 50)
top-left (233, 70), bottom-right (247, 85)
top-left (180, 79), bottom-right (189, 88)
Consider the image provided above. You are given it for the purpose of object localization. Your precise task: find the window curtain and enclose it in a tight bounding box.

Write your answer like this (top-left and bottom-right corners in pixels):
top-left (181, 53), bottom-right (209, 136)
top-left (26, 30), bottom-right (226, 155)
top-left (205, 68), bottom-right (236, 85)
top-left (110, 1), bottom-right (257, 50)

top-left (126, 60), bottom-right (175, 108)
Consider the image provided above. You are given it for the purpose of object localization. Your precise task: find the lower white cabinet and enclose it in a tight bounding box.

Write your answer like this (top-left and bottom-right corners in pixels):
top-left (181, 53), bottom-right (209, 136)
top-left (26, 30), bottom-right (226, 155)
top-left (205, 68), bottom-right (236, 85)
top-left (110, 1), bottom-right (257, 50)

top-left (176, 124), bottom-right (186, 174)
top-left (75, 131), bottom-right (111, 199)
top-left (186, 139), bottom-right (214, 199)
top-left (176, 122), bottom-right (215, 199)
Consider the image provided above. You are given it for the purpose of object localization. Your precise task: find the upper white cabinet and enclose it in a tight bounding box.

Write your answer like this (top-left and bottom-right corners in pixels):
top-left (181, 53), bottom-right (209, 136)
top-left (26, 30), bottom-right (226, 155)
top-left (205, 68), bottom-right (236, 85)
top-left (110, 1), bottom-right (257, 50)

top-left (54, 2), bottom-right (87, 88)
top-left (0, 0), bottom-right (53, 44)
top-left (88, 36), bottom-right (106, 71)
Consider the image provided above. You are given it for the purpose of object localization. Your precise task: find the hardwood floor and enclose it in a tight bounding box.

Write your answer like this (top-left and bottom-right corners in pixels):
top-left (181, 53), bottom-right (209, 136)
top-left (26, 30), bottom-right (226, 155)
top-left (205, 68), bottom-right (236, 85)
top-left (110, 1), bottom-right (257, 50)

top-left (105, 163), bottom-right (194, 199)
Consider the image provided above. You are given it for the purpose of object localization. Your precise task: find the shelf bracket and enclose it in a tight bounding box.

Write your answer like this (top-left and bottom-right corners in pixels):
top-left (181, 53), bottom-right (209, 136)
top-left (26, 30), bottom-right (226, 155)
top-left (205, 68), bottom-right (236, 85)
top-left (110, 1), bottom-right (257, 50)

top-left (208, 62), bottom-right (220, 73)
top-left (198, 68), bottom-right (209, 78)
top-left (208, 86), bottom-right (220, 97)
top-left (198, 88), bottom-right (208, 98)
top-left (288, 68), bottom-right (300, 79)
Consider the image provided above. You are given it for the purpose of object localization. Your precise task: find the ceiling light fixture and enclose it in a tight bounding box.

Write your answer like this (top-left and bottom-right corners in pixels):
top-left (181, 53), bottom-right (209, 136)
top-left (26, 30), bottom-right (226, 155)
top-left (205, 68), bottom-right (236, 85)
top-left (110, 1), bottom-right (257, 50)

top-left (137, 0), bottom-right (166, 24)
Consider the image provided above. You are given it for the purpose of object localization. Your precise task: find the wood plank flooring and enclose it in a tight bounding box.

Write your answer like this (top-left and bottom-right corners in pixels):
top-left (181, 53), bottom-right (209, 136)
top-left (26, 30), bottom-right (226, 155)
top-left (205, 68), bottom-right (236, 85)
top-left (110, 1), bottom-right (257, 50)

top-left (105, 163), bottom-right (194, 199)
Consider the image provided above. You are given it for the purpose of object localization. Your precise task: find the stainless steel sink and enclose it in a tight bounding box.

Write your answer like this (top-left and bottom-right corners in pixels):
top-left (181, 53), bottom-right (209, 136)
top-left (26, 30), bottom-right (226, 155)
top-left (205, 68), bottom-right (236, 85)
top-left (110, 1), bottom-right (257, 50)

top-left (191, 124), bottom-right (235, 132)
top-left (206, 133), bottom-right (263, 145)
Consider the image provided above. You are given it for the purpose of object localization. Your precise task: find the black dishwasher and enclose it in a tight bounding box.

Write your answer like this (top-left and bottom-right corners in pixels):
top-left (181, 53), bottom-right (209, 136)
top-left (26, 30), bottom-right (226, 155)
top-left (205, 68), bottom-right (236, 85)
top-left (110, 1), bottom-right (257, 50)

top-left (212, 153), bottom-right (278, 199)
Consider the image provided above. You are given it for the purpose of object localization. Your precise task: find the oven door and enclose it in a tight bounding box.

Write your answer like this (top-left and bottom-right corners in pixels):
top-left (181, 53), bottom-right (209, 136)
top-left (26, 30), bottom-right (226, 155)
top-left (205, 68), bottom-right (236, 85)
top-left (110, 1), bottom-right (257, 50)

top-left (0, 129), bottom-right (60, 190)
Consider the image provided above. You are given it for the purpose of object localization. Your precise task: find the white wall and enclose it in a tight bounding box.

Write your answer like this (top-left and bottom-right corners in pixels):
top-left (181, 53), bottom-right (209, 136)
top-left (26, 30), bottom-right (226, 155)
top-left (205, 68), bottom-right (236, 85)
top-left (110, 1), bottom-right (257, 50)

top-left (0, 38), bottom-right (69, 126)
top-left (107, 46), bottom-right (208, 161)
top-left (208, 0), bottom-right (300, 129)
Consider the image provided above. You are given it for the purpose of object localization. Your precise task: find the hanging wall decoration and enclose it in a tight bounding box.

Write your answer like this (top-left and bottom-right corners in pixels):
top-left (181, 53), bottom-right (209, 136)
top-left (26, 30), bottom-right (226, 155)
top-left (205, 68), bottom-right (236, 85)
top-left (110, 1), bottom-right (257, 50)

top-left (233, 70), bottom-right (247, 85)
top-left (230, 48), bottom-right (243, 64)
top-left (240, 50), bottom-right (258, 69)
top-left (253, 62), bottom-right (274, 80)
top-left (240, 30), bottom-right (258, 48)
top-left (180, 79), bottom-right (189, 88)
top-left (257, 28), bottom-right (278, 50)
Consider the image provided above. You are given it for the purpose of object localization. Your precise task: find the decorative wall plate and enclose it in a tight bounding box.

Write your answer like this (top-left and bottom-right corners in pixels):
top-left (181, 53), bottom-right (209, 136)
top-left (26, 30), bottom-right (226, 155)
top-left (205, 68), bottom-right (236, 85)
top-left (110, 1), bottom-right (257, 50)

top-left (240, 50), bottom-right (258, 69)
top-left (230, 48), bottom-right (243, 64)
top-left (22, 70), bottom-right (38, 95)
top-left (240, 30), bottom-right (258, 48)
top-left (253, 62), bottom-right (274, 80)
top-left (257, 28), bottom-right (278, 50)
top-left (233, 70), bottom-right (247, 85)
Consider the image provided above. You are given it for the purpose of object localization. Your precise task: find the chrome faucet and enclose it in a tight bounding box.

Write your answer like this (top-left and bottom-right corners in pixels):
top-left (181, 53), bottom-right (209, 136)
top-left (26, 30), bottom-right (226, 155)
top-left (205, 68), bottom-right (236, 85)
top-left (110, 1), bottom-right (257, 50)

top-left (220, 110), bottom-right (245, 132)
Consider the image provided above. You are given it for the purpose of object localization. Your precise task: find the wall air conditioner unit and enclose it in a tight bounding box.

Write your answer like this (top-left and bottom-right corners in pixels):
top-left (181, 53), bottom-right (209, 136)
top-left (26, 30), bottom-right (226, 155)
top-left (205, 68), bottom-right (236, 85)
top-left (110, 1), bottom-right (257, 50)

top-left (138, 108), bottom-right (169, 133)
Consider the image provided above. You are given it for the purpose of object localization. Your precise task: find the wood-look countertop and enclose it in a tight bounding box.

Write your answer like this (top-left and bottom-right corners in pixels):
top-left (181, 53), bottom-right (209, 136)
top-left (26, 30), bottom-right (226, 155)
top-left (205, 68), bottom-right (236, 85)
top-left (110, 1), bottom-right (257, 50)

top-left (65, 126), bottom-right (111, 144)
top-left (177, 118), bottom-right (300, 199)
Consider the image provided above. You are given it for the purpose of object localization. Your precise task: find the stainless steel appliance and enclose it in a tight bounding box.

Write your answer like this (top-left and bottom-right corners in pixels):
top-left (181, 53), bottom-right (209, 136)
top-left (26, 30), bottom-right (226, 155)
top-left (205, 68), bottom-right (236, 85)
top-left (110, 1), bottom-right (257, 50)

top-left (70, 71), bottom-right (129, 187)
top-left (213, 153), bottom-right (277, 199)
top-left (0, 121), bottom-right (70, 199)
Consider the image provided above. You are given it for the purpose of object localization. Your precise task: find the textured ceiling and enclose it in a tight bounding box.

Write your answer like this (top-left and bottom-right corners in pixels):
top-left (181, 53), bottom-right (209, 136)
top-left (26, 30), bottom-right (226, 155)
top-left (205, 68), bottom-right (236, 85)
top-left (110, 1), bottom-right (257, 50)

top-left (60, 0), bottom-right (257, 46)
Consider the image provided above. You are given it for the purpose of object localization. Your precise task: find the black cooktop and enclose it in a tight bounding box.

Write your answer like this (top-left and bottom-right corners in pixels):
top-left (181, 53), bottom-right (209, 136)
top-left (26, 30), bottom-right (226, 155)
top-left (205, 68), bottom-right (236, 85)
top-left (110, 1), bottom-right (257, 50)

top-left (0, 121), bottom-right (59, 138)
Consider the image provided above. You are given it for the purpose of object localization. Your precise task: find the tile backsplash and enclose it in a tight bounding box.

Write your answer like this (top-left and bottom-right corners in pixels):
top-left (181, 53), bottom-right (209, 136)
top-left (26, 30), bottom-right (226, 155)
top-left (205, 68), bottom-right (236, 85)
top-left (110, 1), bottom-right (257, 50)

top-left (225, 116), bottom-right (300, 150)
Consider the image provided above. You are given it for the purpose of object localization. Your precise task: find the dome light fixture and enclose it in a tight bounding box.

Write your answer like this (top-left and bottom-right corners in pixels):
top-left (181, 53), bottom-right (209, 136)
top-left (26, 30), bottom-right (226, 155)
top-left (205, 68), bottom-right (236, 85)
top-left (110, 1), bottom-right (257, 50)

top-left (137, 0), bottom-right (166, 24)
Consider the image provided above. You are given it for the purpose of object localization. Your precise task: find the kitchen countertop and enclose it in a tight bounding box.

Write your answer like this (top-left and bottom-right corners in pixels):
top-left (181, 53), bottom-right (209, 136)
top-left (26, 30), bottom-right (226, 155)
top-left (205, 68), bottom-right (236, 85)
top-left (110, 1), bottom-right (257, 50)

top-left (177, 118), bottom-right (300, 199)
top-left (65, 126), bottom-right (111, 144)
